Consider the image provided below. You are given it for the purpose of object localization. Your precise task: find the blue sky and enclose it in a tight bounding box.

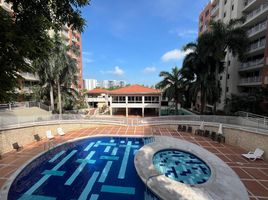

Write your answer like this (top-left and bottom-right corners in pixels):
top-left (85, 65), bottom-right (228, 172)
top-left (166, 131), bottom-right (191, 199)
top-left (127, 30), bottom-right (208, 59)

top-left (81, 0), bottom-right (208, 86)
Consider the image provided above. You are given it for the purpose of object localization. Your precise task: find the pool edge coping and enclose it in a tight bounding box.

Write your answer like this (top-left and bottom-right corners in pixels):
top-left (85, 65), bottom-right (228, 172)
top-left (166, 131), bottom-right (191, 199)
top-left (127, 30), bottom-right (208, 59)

top-left (134, 136), bottom-right (250, 200)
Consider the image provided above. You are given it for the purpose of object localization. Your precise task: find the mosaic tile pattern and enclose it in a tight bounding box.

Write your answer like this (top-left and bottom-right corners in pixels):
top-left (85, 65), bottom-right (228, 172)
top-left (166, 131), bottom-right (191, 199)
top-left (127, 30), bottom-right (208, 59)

top-left (153, 149), bottom-right (211, 184)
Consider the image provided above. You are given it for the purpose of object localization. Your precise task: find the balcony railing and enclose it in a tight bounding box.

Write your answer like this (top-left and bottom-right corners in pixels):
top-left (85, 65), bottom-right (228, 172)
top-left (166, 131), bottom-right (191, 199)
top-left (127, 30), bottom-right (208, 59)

top-left (247, 39), bottom-right (266, 53)
top-left (244, 0), bottom-right (255, 8)
top-left (245, 3), bottom-right (268, 23)
top-left (240, 58), bottom-right (264, 70)
top-left (239, 76), bottom-right (262, 84)
top-left (247, 20), bottom-right (267, 37)
top-left (211, 3), bottom-right (219, 16)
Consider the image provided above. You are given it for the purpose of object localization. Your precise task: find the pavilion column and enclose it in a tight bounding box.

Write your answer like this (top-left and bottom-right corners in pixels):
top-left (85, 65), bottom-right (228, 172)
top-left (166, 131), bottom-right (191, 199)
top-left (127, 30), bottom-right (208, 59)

top-left (110, 107), bottom-right (113, 116)
top-left (142, 107), bottom-right (144, 117)
top-left (126, 95), bottom-right (128, 117)
top-left (142, 96), bottom-right (145, 117)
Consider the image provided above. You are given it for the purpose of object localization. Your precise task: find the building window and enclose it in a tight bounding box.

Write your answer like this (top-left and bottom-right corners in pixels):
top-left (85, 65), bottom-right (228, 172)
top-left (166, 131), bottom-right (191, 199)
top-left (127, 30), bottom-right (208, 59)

top-left (231, 4), bottom-right (234, 10)
top-left (220, 76), bottom-right (223, 80)
top-left (223, 12), bottom-right (226, 18)
top-left (205, 10), bottom-right (209, 17)
top-left (226, 87), bottom-right (229, 92)
top-left (227, 74), bottom-right (230, 79)
top-left (228, 60), bottom-right (231, 66)
top-left (224, 0), bottom-right (227, 5)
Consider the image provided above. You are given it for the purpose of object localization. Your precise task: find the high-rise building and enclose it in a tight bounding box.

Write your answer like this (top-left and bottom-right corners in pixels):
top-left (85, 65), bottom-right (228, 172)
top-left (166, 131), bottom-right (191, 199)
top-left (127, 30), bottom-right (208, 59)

top-left (198, 0), bottom-right (268, 112)
top-left (199, 1), bottom-right (212, 34)
top-left (98, 80), bottom-right (127, 89)
top-left (1, 1), bottom-right (83, 95)
top-left (84, 79), bottom-right (97, 90)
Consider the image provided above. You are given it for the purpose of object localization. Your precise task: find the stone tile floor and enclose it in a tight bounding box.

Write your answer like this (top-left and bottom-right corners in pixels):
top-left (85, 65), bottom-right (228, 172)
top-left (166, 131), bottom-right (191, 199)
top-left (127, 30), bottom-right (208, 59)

top-left (0, 125), bottom-right (268, 200)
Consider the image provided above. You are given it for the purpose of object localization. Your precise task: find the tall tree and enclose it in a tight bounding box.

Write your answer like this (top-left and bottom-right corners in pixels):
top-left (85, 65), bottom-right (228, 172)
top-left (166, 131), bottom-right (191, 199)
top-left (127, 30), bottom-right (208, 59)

top-left (0, 0), bottom-right (90, 101)
top-left (156, 67), bottom-right (185, 114)
top-left (34, 33), bottom-right (78, 113)
top-left (205, 19), bottom-right (248, 113)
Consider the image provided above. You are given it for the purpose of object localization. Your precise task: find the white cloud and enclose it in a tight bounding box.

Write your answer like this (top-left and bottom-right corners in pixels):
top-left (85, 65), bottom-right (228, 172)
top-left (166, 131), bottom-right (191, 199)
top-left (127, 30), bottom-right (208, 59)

top-left (83, 58), bottom-right (94, 64)
top-left (82, 51), bottom-right (92, 56)
top-left (143, 66), bottom-right (156, 74)
top-left (114, 66), bottom-right (124, 76)
top-left (100, 66), bottom-right (125, 76)
top-left (161, 49), bottom-right (192, 62)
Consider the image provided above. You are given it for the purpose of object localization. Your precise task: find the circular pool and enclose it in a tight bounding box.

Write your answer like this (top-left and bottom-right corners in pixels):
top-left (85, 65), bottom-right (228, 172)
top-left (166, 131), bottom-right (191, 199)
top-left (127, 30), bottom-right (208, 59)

top-left (153, 149), bottom-right (211, 185)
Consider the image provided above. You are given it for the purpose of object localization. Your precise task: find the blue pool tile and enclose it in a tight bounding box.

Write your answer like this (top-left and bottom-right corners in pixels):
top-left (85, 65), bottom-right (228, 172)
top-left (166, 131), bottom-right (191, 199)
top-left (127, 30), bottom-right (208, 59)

top-left (84, 142), bottom-right (95, 151)
top-left (118, 141), bottom-right (132, 179)
top-left (100, 156), bottom-right (119, 160)
top-left (101, 185), bottom-right (135, 195)
top-left (111, 147), bottom-right (118, 156)
top-left (41, 170), bottom-right (65, 176)
top-left (89, 194), bottom-right (99, 200)
top-left (104, 146), bottom-right (111, 153)
top-left (78, 172), bottom-right (100, 200)
top-left (65, 151), bottom-right (95, 186)
top-left (98, 161), bottom-right (113, 183)
top-left (48, 150), bottom-right (65, 163)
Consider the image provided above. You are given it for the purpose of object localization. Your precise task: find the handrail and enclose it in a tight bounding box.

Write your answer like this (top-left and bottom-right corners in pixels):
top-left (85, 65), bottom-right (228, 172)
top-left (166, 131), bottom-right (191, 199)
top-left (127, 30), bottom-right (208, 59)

top-left (0, 114), bottom-right (267, 133)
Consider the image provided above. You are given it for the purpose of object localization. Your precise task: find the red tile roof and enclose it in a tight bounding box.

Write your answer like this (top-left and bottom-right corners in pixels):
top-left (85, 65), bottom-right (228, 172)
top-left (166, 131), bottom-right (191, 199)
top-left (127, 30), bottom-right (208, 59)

top-left (109, 85), bottom-right (161, 94)
top-left (87, 88), bottom-right (109, 94)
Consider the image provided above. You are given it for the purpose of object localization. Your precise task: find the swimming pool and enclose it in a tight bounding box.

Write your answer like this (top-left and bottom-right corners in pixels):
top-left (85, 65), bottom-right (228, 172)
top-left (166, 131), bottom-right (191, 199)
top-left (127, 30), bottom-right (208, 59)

top-left (153, 149), bottom-right (211, 185)
top-left (8, 137), bottom-right (159, 200)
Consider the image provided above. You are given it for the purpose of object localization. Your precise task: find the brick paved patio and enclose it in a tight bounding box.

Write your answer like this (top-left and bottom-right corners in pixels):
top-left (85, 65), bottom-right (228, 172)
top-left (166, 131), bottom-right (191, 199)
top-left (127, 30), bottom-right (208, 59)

top-left (0, 125), bottom-right (268, 199)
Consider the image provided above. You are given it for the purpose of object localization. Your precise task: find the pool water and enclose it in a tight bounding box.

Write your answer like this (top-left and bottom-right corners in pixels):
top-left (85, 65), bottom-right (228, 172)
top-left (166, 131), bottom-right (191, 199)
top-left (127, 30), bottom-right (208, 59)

top-left (8, 137), bottom-right (159, 200)
top-left (153, 149), bottom-right (211, 185)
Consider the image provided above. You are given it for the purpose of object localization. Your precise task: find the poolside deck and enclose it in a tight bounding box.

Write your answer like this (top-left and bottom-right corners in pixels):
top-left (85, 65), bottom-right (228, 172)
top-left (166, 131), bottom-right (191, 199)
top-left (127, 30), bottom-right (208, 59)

top-left (0, 125), bottom-right (268, 200)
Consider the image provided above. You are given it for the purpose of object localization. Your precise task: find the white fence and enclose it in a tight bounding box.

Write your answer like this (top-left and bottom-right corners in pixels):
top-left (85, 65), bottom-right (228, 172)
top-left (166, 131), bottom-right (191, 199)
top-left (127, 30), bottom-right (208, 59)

top-left (0, 101), bottom-right (50, 111)
top-left (0, 114), bottom-right (267, 134)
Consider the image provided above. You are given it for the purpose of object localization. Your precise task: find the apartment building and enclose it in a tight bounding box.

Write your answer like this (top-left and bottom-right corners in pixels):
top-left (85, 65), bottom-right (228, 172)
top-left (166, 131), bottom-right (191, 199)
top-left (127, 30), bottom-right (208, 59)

top-left (1, 1), bottom-right (83, 97)
top-left (198, 0), bottom-right (268, 111)
top-left (199, 1), bottom-right (212, 34)
top-left (84, 79), bottom-right (97, 90)
top-left (98, 80), bottom-right (127, 89)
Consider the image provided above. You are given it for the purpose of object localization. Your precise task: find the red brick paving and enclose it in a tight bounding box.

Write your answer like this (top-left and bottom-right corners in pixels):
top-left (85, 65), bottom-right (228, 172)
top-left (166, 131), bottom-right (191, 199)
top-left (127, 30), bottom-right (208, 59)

top-left (0, 125), bottom-right (267, 199)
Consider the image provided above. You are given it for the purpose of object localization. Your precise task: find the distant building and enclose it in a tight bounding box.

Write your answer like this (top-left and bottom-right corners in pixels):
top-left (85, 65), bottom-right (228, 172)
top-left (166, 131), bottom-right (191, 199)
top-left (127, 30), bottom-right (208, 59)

top-left (98, 80), bottom-right (127, 89)
top-left (84, 79), bottom-right (97, 90)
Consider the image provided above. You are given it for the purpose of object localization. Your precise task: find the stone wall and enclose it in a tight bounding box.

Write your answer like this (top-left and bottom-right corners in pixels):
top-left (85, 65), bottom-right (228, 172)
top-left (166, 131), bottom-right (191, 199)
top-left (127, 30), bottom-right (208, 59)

top-left (0, 123), bottom-right (104, 154)
top-left (170, 124), bottom-right (268, 161)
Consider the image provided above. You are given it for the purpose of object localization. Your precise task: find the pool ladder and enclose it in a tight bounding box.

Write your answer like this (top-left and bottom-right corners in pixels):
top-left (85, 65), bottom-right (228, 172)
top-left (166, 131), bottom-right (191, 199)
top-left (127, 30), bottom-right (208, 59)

top-left (44, 140), bottom-right (56, 151)
top-left (144, 174), bottom-right (162, 200)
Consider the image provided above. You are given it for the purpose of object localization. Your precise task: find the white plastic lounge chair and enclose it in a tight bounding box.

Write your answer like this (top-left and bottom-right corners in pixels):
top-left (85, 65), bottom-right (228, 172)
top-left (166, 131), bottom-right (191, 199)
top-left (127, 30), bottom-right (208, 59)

top-left (57, 127), bottom-right (65, 136)
top-left (46, 130), bottom-right (54, 140)
top-left (242, 148), bottom-right (264, 161)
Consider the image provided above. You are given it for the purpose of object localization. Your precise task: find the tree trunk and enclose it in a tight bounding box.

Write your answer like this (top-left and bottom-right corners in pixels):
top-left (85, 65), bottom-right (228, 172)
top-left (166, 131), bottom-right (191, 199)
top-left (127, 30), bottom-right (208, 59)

top-left (214, 63), bottom-right (219, 115)
top-left (49, 84), bottom-right (54, 112)
top-left (57, 77), bottom-right (62, 116)
top-left (200, 86), bottom-right (205, 115)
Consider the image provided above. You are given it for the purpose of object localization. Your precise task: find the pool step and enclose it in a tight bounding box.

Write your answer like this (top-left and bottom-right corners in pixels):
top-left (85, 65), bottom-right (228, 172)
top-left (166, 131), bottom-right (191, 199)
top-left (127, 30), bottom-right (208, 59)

top-left (143, 137), bottom-right (155, 145)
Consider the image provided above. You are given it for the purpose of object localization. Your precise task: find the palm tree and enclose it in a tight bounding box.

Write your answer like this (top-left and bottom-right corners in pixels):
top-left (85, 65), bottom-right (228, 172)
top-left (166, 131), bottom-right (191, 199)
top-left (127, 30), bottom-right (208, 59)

top-left (182, 34), bottom-right (222, 114)
top-left (156, 67), bottom-right (185, 114)
top-left (34, 33), bottom-right (78, 113)
top-left (204, 19), bottom-right (248, 112)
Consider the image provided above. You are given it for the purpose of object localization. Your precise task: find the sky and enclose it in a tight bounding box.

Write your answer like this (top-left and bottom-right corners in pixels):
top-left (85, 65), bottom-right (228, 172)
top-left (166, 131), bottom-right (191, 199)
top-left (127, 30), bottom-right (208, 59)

top-left (81, 0), bottom-right (208, 86)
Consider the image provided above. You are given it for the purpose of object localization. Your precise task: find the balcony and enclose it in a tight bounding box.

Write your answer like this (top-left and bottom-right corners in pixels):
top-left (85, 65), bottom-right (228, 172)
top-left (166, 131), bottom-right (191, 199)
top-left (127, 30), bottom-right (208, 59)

top-left (247, 20), bottom-right (267, 39)
top-left (239, 76), bottom-right (262, 86)
top-left (243, 0), bottom-right (267, 12)
top-left (211, 3), bottom-right (219, 17)
top-left (244, 3), bottom-right (268, 27)
top-left (61, 30), bottom-right (69, 39)
top-left (86, 97), bottom-right (109, 103)
top-left (247, 38), bottom-right (266, 55)
top-left (240, 58), bottom-right (264, 71)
